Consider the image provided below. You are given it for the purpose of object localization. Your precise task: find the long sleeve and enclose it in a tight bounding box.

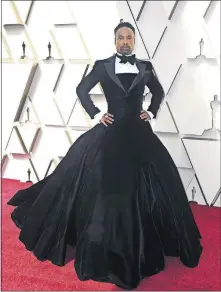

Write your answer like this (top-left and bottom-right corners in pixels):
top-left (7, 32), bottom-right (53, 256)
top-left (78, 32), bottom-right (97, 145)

top-left (146, 61), bottom-right (165, 118)
top-left (76, 61), bottom-right (101, 119)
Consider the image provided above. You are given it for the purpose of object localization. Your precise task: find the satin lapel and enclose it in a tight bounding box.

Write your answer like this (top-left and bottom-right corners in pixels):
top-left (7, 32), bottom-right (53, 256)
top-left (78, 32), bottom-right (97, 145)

top-left (104, 56), bottom-right (127, 93)
top-left (128, 59), bottom-right (145, 92)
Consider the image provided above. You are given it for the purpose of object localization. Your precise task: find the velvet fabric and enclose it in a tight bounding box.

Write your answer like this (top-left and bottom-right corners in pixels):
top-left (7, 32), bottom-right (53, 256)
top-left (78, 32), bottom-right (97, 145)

top-left (7, 57), bottom-right (202, 290)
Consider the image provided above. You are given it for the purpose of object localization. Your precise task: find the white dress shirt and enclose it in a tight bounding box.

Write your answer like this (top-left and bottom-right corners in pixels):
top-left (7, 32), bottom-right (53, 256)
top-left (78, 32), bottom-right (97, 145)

top-left (115, 54), bottom-right (139, 74)
top-left (94, 53), bottom-right (154, 122)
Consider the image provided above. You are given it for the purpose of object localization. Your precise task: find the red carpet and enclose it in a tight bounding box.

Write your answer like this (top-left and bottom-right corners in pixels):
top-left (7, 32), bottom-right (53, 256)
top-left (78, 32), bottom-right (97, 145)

top-left (2, 178), bottom-right (221, 291)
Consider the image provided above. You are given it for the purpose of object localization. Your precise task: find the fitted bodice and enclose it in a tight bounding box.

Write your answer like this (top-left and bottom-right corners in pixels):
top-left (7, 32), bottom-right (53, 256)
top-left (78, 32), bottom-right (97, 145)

top-left (107, 73), bottom-right (143, 120)
top-left (116, 73), bottom-right (137, 92)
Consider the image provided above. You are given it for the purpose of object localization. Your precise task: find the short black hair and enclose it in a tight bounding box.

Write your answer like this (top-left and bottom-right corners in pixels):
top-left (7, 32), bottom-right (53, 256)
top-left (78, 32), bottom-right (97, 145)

top-left (114, 20), bottom-right (135, 35)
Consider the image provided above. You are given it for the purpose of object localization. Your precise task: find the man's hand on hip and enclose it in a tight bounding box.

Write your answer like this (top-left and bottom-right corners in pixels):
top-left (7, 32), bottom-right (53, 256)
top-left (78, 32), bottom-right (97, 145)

top-left (99, 113), bottom-right (114, 127)
top-left (140, 110), bottom-right (151, 122)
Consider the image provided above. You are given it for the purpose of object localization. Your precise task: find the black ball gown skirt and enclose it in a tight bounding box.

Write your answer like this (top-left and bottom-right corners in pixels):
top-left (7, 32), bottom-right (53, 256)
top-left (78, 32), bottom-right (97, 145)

top-left (7, 108), bottom-right (202, 290)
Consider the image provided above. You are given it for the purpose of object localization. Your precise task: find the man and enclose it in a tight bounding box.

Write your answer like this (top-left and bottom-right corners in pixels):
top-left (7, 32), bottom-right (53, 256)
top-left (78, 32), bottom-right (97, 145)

top-left (7, 21), bottom-right (202, 291)
top-left (76, 21), bottom-right (164, 127)
top-left (74, 21), bottom-right (202, 289)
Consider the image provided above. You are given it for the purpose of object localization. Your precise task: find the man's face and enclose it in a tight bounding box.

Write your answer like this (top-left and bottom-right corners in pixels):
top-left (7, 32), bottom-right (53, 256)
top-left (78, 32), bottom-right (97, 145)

top-left (115, 27), bottom-right (135, 55)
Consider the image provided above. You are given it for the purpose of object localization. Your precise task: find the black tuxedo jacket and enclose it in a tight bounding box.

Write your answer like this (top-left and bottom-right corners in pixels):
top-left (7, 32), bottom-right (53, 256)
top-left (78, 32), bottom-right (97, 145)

top-left (76, 55), bottom-right (165, 119)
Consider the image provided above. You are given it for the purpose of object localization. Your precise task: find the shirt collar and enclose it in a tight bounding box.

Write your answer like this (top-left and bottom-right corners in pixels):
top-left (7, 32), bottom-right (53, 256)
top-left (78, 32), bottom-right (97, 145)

top-left (115, 52), bottom-right (136, 66)
top-left (116, 52), bottom-right (134, 57)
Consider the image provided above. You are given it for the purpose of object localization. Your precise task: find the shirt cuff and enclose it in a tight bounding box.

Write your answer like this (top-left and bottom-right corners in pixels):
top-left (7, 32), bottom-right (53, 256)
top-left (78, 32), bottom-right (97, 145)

top-left (147, 111), bottom-right (154, 119)
top-left (94, 111), bottom-right (104, 123)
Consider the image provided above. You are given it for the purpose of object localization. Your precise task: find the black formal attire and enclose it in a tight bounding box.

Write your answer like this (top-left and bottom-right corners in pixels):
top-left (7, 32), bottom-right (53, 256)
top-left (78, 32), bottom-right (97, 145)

top-left (7, 54), bottom-right (202, 290)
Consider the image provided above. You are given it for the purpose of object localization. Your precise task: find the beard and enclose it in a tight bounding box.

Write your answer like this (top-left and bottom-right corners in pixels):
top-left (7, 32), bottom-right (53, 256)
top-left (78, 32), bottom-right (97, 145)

top-left (119, 46), bottom-right (132, 55)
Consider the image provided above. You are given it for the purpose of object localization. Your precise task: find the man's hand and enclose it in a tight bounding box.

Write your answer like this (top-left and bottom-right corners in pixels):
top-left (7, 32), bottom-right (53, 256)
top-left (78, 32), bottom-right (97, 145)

top-left (140, 110), bottom-right (151, 122)
top-left (99, 113), bottom-right (114, 127)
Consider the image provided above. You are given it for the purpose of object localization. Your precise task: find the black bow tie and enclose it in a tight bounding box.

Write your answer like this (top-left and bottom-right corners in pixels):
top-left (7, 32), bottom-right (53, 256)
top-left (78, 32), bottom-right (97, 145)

top-left (116, 54), bottom-right (136, 65)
